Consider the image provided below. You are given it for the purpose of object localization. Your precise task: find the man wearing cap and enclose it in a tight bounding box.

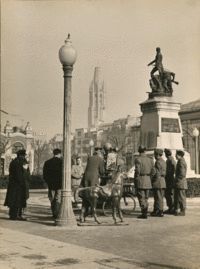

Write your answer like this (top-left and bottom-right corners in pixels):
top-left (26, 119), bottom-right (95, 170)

top-left (71, 156), bottom-right (84, 192)
top-left (4, 149), bottom-right (28, 220)
top-left (43, 148), bottom-right (62, 219)
top-left (134, 146), bottom-right (154, 219)
top-left (164, 149), bottom-right (176, 214)
top-left (151, 149), bottom-right (166, 217)
top-left (81, 147), bottom-right (105, 187)
top-left (174, 150), bottom-right (187, 216)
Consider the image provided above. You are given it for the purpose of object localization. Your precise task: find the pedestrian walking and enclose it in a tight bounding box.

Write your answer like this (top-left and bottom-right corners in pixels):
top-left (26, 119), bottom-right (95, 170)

top-left (134, 146), bottom-right (154, 219)
top-left (164, 149), bottom-right (176, 214)
top-left (4, 149), bottom-right (29, 221)
top-left (43, 148), bottom-right (62, 219)
top-left (151, 149), bottom-right (166, 217)
top-left (174, 150), bottom-right (187, 216)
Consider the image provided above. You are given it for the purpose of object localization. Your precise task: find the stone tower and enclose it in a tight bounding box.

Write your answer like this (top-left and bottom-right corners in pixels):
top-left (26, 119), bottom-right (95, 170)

top-left (88, 67), bottom-right (105, 129)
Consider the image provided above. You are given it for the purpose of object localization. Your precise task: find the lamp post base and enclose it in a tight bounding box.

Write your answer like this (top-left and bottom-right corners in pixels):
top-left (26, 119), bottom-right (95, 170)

top-left (55, 190), bottom-right (77, 227)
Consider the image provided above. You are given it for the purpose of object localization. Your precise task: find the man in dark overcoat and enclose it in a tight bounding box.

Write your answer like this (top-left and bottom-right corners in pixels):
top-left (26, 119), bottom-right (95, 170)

top-left (81, 148), bottom-right (105, 187)
top-left (43, 148), bottom-right (62, 219)
top-left (164, 149), bottom-right (176, 214)
top-left (174, 150), bottom-right (187, 216)
top-left (134, 146), bottom-right (154, 219)
top-left (4, 149), bottom-right (28, 220)
top-left (151, 149), bottom-right (166, 217)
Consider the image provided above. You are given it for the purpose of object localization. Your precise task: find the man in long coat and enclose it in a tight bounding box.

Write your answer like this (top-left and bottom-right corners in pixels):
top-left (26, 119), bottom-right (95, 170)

top-left (81, 148), bottom-right (105, 187)
top-left (4, 149), bottom-right (28, 220)
top-left (43, 148), bottom-right (62, 219)
top-left (174, 150), bottom-right (187, 216)
top-left (134, 146), bottom-right (154, 219)
top-left (151, 149), bottom-right (166, 217)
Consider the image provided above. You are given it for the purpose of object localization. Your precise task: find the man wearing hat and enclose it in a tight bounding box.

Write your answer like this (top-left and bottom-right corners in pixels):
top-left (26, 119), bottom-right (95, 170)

top-left (4, 149), bottom-right (28, 220)
top-left (43, 148), bottom-right (62, 219)
top-left (151, 149), bottom-right (166, 217)
top-left (174, 150), bottom-right (187, 216)
top-left (164, 149), bottom-right (176, 214)
top-left (134, 146), bottom-right (154, 219)
top-left (81, 147), bottom-right (104, 187)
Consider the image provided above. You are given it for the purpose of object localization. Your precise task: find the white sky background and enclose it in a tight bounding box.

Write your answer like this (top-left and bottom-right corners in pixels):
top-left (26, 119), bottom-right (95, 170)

top-left (1, 0), bottom-right (200, 139)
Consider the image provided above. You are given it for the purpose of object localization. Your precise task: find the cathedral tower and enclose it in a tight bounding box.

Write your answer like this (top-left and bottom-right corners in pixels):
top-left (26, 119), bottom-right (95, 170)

top-left (88, 67), bottom-right (105, 129)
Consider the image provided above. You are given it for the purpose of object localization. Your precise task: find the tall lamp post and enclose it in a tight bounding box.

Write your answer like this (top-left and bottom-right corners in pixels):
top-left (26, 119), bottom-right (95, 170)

top-left (56, 34), bottom-right (77, 226)
top-left (192, 127), bottom-right (199, 174)
top-left (89, 139), bottom-right (94, 156)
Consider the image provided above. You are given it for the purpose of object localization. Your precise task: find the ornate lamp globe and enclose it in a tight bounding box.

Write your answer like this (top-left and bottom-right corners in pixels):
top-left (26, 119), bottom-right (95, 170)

top-left (59, 34), bottom-right (77, 65)
top-left (193, 127), bottom-right (199, 137)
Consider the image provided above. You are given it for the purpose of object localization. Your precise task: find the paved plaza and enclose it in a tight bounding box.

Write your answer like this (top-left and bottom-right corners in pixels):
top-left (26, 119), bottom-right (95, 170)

top-left (0, 190), bottom-right (200, 269)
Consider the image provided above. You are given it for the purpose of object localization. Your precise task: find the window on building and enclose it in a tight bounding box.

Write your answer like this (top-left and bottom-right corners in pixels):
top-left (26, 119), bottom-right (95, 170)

top-left (77, 131), bottom-right (82, 137)
top-left (77, 140), bottom-right (81, 145)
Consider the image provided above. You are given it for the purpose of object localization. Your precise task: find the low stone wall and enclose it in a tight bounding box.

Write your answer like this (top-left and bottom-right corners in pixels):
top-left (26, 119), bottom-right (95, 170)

top-left (1, 176), bottom-right (200, 198)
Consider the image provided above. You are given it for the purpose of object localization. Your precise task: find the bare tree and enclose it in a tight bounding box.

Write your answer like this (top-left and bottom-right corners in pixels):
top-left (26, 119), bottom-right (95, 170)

top-left (34, 139), bottom-right (50, 175)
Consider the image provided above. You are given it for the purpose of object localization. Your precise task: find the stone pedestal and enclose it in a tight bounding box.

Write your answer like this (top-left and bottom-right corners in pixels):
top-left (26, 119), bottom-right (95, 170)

top-left (139, 96), bottom-right (195, 177)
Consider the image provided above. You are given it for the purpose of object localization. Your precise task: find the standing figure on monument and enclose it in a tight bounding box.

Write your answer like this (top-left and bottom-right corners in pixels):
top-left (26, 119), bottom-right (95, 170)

top-left (164, 149), bottom-right (176, 214)
top-left (151, 149), bottom-right (166, 217)
top-left (147, 47), bottom-right (164, 78)
top-left (134, 146), bottom-right (154, 219)
top-left (43, 148), bottom-right (62, 219)
top-left (174, 150), bottom-right (187, 216)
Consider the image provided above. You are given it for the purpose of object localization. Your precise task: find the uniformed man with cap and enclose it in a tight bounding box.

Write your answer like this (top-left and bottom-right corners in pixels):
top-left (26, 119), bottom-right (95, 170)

top-left (151, 148), bottom-right (166, 217)
top-left (174, 150), bottom-right (187, 216)
top-left (164, 149), bottom-right (176, 214)
top-left (134, 146), bottom-right (154, 219)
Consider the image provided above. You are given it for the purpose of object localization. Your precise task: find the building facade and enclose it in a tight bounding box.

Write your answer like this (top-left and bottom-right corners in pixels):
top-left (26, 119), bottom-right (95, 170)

top-left (0, 121), bottom-right (34, 176)
top-left (179, 99), bottom-right (200, 172)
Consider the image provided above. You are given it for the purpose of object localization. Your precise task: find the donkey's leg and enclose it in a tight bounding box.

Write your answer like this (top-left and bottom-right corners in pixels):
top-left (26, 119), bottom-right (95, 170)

top-left (112, 197), bottom-right (118, 224)
top-left (91, 196), bottom-right (101, 224)
top-left (80, 199), bottom-right (86, 223)
top-left (117, 197), bottom-right (124, 222)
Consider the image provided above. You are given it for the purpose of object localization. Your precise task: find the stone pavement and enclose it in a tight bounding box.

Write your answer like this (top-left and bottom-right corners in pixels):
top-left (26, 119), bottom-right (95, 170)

top-left (0, 226), bottom-right (146, 269)
top-left (0, 190), bottom-right (200, 269)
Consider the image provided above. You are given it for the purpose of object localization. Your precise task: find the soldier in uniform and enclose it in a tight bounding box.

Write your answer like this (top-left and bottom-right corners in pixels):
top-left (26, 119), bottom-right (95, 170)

top-left (164, 149), bottom-right (176, 214)
top-left (174, 150), bottom-right (187, 216)
top-left (134, 146), bottom-right (154, 219)
top-left (151, 149), bottom-right (166, 217)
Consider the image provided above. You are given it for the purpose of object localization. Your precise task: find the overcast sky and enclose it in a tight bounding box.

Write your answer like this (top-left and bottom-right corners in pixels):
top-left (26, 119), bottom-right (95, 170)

top-left (1, 0), bottom-right (200, 139)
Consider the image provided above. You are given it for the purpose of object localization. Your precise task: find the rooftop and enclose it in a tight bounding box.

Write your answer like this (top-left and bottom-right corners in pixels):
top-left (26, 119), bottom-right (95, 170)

top-left (180, 99), bottom-right (200, 114)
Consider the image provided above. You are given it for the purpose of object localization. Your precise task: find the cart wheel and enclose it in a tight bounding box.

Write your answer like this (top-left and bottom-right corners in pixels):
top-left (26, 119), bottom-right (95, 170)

top-left (121, 194), bottom-right (136, 215)
top-left (102, 199), bottom-right (112, 216)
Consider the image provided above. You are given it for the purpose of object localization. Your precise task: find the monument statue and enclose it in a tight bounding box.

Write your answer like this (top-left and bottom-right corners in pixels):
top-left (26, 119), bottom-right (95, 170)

top-left (147, 48), bottom-right (179, 98)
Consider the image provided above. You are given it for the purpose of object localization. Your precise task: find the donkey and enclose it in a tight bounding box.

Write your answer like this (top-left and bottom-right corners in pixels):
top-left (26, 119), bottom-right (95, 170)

top-left (77, 168), bottom-right (127, 224)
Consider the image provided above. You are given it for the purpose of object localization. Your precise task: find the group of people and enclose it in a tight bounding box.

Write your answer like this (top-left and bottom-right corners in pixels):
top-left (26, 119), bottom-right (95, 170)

top-left (4, 144), bottom-right (187, 222)
top-left (134, 146), bottom-right (187, 219)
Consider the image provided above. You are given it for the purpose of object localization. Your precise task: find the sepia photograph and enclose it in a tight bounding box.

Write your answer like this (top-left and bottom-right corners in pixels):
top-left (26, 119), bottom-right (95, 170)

top-left (0, 0), bottom-right (200, 268)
